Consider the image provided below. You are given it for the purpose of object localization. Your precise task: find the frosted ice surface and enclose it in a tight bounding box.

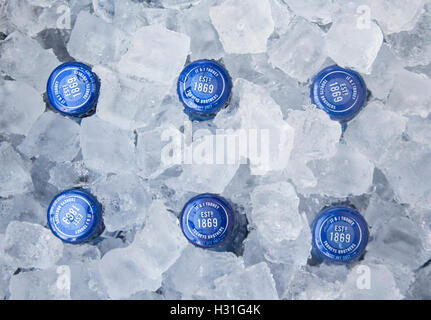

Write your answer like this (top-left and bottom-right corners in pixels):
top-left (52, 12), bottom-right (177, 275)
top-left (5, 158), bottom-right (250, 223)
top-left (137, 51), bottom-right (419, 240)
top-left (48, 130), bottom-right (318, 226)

top-left (0, 142), bottom-right (32, 197)
top-left (69, 261), bottom-right (108, 300)
top-left (0, 193), bottom-right (45, 232)
top-left (301, 143), bottom-right (374, 197)
top-left (0, 80), bottom-right (45, 136)
top-left (282, 0), bottom-right (334, 25)
top-left (92, 65), bottom-right (170, 130)
top-left (326, 14), bottom-right (383, 74)
top-left (25, 0), bottom-right (58, 7)
top-left (344, 101), bottom-right (408, 165)
top-left (118, 25), bottom-right (190, 84)
top-left (212, 262), bottom-right (278, 299)
top-left (4, 221), bottom-right (63, 269)
top-left (136, 125), bottom-right (183, 178)
top-left (235, 79), bottom-right (294, 175)
top-left (269, 0), bottom-right (293, 35)
top-left (80, 116), bottom-right (136, 174)
top-left (161, 0), bottom-right (201, 10)
top-left (164, 246), bottom-right (244, 299)
top-left (386, 3), bottom-right (431, 67)
top-left (341, 263), bottom-right (403, 300)
top-left (0, 32), bottom-right (59, 92)
top-left (209, 0), bottom-right (274, 54)
top-left (370, 0), bottom-right (425, 34)
top-left (92, 0), bottom-right (115, 23)
top-left (250, 182), bottom-right (311, 265)
top-left (405, 115), bottom-right (431, 145)
top-left (91, 173), bottom-right (151, 231)
top-left (48, 160), bottom-right (98, 190)
top-left (268, 18), bottom-right (327, 83)
top-left (68, 11), bottom-right (128, 65)
top-left (380, 141), bottom-right (431, 209)
top-left (18, 111), bottom-right (81, 163)
top-left (285, 106), bottom-right (341, 189)
top-left (9, 266), bottom-right (71, 300)
top-left (178, 1), bottom-right (224, 61)
top-left (386, 69), bottom-right (431, 117)
top-left (362, 44), bottom-right (403, 101)
top-left (284, 267), bottom-right (342, 299)
top-left (99, 201), bottom-right (187, 299)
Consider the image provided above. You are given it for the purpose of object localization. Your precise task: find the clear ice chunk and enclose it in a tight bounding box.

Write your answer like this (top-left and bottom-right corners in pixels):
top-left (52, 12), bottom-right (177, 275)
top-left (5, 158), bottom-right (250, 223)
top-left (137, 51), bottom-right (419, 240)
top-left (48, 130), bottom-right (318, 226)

top-left (18, 111), bottom-right (81, 163)
top-left (4, 221), bottom-right (63, 269)
top-left (209, 0), bottom-right (274, 54)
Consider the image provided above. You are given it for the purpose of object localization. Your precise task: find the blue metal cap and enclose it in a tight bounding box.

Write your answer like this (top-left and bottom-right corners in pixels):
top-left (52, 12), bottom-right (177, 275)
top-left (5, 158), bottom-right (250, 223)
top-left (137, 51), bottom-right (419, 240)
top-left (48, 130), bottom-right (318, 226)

top-left (311, 65), bottom-right (367, 122)
top-left (47, 189), bottom-right (103, 244)
top-left (180, 194), bottom-right (235, 248)
top-left (312, 206), bottom-right (369, 264)
top-left (47, 62), bottom-right (100, 117)
top-left (177, 60), bottom-right (232, 120)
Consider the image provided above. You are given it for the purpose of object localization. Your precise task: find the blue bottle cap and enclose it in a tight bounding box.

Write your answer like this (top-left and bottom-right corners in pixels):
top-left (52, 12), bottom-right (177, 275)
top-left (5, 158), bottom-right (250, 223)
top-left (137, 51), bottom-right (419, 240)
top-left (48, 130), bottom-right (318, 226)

top-left (180, 194), bottom-right (235, 248)
top-left (312, 206), bottom-right (369, 264)
top-left (311, 65), bottom-right (367, 122)
top-left (47, 189), bottom-right (103, 244)
top-left (177, 59), bottom-right (232, 119)
top-left (46, 62), bottom-right (100, 117)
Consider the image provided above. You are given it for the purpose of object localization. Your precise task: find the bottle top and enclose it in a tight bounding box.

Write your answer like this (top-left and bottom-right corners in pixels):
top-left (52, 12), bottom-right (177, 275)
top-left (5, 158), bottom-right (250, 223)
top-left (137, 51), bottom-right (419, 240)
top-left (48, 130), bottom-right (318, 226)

top-left (177, 59), bottom-right (232, 118)
top-left (47, 62), bottom-right (100, 117)
top-left (311, 65), bottom-right (367, 122)
top-left (312, 206), bottom-right (369, 264)
top-left (47, 189), bottom-right (103, 244)
top-left (180, 193), bottom-right (235, 248)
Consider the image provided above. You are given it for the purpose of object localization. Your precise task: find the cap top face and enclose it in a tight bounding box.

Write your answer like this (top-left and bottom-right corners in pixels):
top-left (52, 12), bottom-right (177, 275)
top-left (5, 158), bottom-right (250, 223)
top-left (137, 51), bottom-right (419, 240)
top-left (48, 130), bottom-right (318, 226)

top-left (313, 206), bottom-right (369, 264)
top-left (177, 60), bottom-right (232, 117)
top-left (180, 194), bottom-right (235, 248)
top-left (47, 62), bottom-right (100, 117)
top-left (311, 65), bottom-right (366, 121)
top-left (48, 189), bottom-right (102, 244)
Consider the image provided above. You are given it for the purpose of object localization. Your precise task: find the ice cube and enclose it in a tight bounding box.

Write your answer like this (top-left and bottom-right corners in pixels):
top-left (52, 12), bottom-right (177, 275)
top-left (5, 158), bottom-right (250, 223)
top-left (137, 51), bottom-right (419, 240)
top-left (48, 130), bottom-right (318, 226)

top-left (268, 18), bottom-right (327, 83)
top-left (0, 79), bottom-right (45, 136)
top-left (370, 0), bottom-right (425, 34)
top-left (69, 260), bottom-right (108, 299)
top-left (0, 193), bottom-right (45, 233)
top-left (269, 0), bottom-right (294, 35)
top-left (178, 1), bottom-right (224, 60)
top-left (301, 143), bottom-right (374, 197)
top-left (326, 14), bottom-right (383, 74)
top-left (212, 262), bottom-right (278, 299)
top-left (386, 69), bottom-right (431, 117)
top-left (250, 182), bottom-right (311, 265)
top-left (92, 65), bottom-right (170, 130)
top-left (405, 115), bottom-right (431, 145)
top-left (344, 101), bottom-right (408, 164)
top-left (362, 44), bottom-right (404, 101)
top-left (92, 0), bottom-right (115, 23)
top-left (80, 116), bottom-right (136, 174)
top-left (380, 140), bottom-right (431, 209)
top-left (161, 0), bottom-right (201, 9)
top-left (209, 0), bottom-right (274, 54)
top-left (18, 111), bottom-right (81, 163)
top-left (164, 245), bottom-right (244, 299)
top-left (91, 173), bottom-right (151, 232)
top-left (0, 31), bottom-right (59, 92)
top-left (282, 0), bottom-right (335, 25)
top-left (9, 266), bottom-right (71, 300)
top-left (285, 105), bottom-right (341, 189)
top-left (68, 11), bottom-right (128, 65)
top-left (4, 221), bottom-right (63, 269)
top-left (48, 160), bottom-right (99, 190)
top-left (408, 264), bottom-right (431, 299)
top-left (118, 25), bottom-right (190, 84)
top-left (340, 263), bottom-right (403, 299)
top-left (386, 3), bottom-right (431, 67)
top-left (235, 79), bottom-right (294, 175)
top-left (0, 142), bottom-right (32, 197)
top-left (99, 201), bottom-right (187, 298)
